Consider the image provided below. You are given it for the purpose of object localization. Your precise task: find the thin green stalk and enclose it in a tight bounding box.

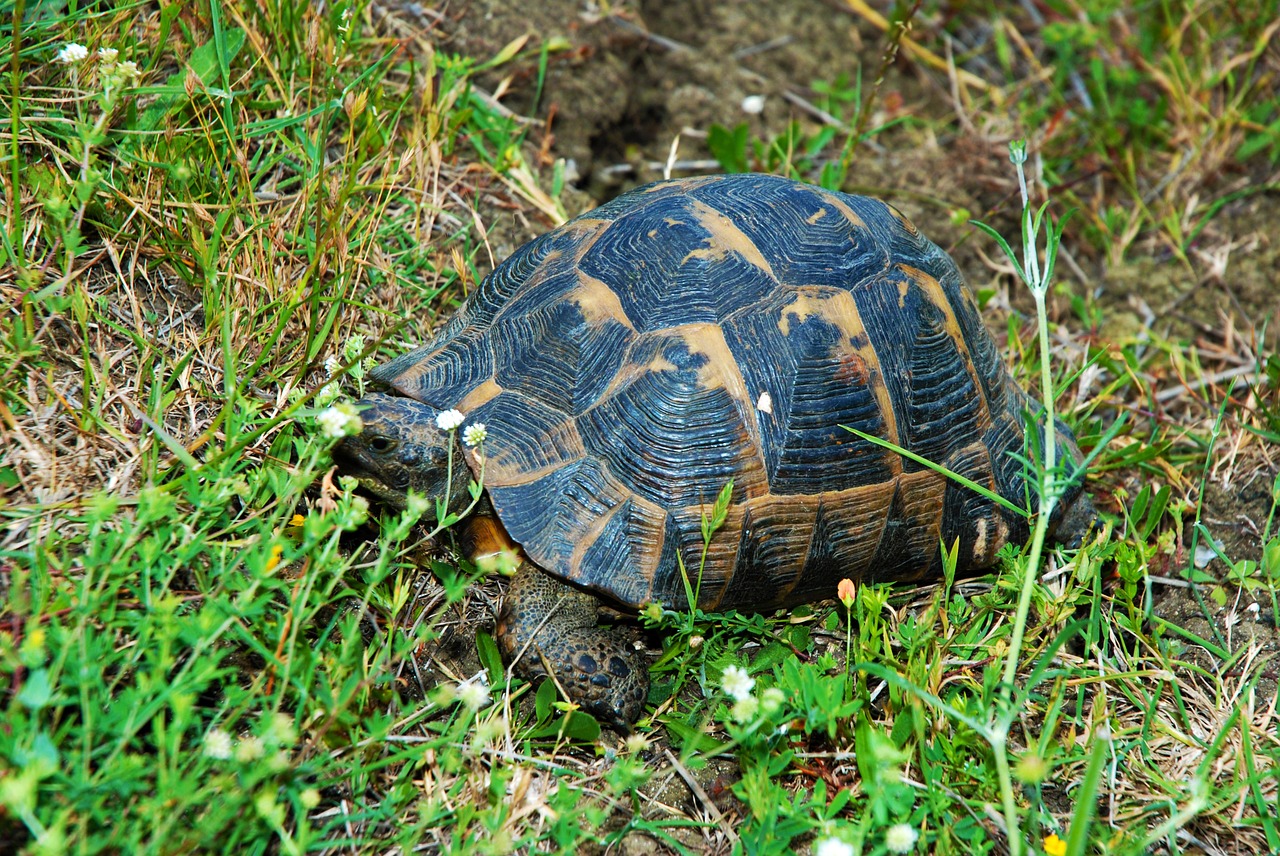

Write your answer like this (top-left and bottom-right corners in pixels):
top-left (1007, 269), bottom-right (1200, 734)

top-left (7, 0), bottom-right (24, 269)
top-left (972, 140), bottom-right (1074, 856)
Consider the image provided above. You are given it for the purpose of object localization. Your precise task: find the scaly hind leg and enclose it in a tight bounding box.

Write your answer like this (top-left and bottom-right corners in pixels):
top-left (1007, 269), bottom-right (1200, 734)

top-left (494, 562), bottom-right (649, 731)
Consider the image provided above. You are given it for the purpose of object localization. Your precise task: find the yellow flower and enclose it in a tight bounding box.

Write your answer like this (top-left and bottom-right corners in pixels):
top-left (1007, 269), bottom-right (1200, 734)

top-left (1043, 833), bottom-right (1067, 856)
top-left (265, 544), bottom-right (284, 573)
top-left (837, 578), bottom-right (856, 608)
top-left (289, 514), bottom-right (305, 527)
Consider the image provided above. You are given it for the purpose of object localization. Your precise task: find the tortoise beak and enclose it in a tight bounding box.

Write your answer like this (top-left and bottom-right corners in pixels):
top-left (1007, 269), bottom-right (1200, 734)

top-left (331, 437), bottom-right (411, 508)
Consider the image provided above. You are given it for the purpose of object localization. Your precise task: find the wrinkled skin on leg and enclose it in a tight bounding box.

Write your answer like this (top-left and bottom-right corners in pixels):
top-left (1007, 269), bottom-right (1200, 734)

top-left (494, 563), bottom-right (649, 731)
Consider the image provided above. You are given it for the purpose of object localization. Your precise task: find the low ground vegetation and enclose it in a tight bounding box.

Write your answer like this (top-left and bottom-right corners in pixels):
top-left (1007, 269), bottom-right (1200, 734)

top-left (2, 1), bottom-right (1278, 854)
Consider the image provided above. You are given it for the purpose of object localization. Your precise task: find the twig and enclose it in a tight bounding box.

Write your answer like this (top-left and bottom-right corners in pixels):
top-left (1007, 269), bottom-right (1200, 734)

top-left (1154, 364), bottom-right (1261, 404)
top-left (781, 89), bottom-right (844, 127)
top-left (733, 36), bottom-right (794, 60)
top-left (838, 0), bottom-right (1003, 102)
top-left (661, 748), bottom-right (739, 842)
top-left (607, 15), bottom-right (693, 53)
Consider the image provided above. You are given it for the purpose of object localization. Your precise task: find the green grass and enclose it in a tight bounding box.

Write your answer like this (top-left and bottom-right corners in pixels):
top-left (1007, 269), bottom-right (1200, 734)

top-left (3, 1), bottom-right (1280, 854)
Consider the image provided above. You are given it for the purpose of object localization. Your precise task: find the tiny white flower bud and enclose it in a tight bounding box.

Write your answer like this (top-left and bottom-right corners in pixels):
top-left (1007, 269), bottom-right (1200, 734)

top-left (435, 409), bottom-right (465, 431)
top-left (721, 664), bottom-right (755, 701)
top-left (202, 729), bottom-right (233, 760)
top-left (462, 422), bottom-right (487, 447)
top-left (56, 43), bottom-right (89, 63)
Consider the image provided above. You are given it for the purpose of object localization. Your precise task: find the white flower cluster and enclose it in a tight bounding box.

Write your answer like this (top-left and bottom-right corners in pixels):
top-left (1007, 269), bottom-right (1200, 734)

top-left (812, 838), bottom-right (853, 856)
top-left (720, 664), bottom-right (787, 724)
top-left (316, 404), bottom-right (362, 439)
top-left (457, 673), bottom-right (491, 712)
top-left (463, 422), bottom-right (487, 447)
top-left (54, 43), bottom-right (140, 83)
top-left (812, 825), bottom-right (917, 856)
top-left (202, 728), bottom-right (233, 760)
top-left (435, 409), bottom-right (488, 450)
top-left (884, 824), bottom-right (918, 854)
top-left (435, 409), bottom-right (465, 431)
top-left (55, 43), bottom-right (89, 63)
top-left (721, 664), bottom-right (755, 701)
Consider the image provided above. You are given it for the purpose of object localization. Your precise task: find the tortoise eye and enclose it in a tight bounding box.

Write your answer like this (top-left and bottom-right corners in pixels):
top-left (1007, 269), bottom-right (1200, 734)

top-left (368, 435), bottom-right (397, 455)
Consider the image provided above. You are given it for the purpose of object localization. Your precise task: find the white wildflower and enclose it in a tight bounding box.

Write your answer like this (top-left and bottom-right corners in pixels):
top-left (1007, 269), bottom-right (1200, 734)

top-left (435, 409), bottom-right (465, 431)
top-left (721, 664), bottom-right (755, 701)
top-left (760, 686), bottom-right (785, 714)
top-left (741, 94), bottom-right (766, 115)
top-left (730, 695), bottom-right (759, 723)
top-left (462, 422), bottom-right (487, 447)
top-left (97, 47), bottom-right (119, 63)
top-left (234, 735), bottom-right (265, 762)
top-left (473, 716), bottom-right (504, 745)
top-left (884, 823), bottom-right (918, 854)
top-left (812, 837), bottom-right (854, 856)
top-left (202, 728), bottom-right (233, 760)
top-left (267, 712), bottom-right (297, 746)
top-left (323, 354), bottom-right (340, 377)
top-left (56, 43), bottom-right (89, 63)
top-left (314, 380), bottom-right (341, 406)
top-left (457, 676), bottom-right (491, 712)
top-left (405, 491), bottom-right (431, 520)
top-left (114, 60), bottom-right (140, 80)
top-left (316, 405), bottom-right (361, 439)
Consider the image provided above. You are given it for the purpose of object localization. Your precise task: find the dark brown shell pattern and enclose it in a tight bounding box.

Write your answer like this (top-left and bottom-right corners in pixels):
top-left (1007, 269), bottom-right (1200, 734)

top-left (374, 174), bottom-right (1048, 612)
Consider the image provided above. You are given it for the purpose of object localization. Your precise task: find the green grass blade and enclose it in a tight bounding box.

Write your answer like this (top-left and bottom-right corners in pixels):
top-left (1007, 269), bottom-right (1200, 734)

top-left (842, 425), bottom-right (1030, 518)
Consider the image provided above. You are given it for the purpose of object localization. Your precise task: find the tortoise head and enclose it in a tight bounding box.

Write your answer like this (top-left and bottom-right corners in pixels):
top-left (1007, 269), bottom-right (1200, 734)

top-left (333, 392), bottom-right (472, 515)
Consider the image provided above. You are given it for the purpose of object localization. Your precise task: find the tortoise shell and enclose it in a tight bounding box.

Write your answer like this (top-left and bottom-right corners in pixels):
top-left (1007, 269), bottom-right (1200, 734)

top-left (374, 174), bottom-right (1065, 611)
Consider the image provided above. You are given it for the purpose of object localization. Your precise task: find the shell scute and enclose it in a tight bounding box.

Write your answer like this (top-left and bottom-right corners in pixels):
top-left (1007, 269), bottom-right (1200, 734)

top-left (767, 287), bottom-right (897, 494)
top-left (491, 277), bottom-right (634, 416)
top-left (576, 328), bottom-right (768, 510)
top-left (578, 195), bottom-right (778, 332)
top-left (465, 391), bottom-right (585, 485)
top-left (688, 177), bottom-right (889, 289)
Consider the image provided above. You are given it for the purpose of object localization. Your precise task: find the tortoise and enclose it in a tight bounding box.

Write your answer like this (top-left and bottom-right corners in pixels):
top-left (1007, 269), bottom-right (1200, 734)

top-left (334, 173), bottom-right (1094, 729)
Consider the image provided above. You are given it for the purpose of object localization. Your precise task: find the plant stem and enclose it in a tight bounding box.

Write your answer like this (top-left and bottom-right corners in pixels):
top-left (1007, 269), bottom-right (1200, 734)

top-left (991, 141), bottom-right (1069, 856)
top-left (991, 733), bottom-right (1023, 856)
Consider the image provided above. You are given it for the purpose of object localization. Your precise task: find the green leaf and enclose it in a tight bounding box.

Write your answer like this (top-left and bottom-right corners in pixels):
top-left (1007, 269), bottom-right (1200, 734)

top-left (560, 711), bottom-right (601, 742)
top-left (475, 632), bottom-right (504, 686)
top-left (136, 29), bottom-right (248, 132)
top-left (701, 479), bottom-right (735, 543)
top-left (535, 678), bottom-right (556, 723)
top-left (751, 641), bottom-right (792, 672)
top-left (18, 668), bottom-right (52, 710)
top-left (707, 123), bottom-right (750, 173)
top-left (664, 716), bottom-right (727, 755)
top-left (527, 710), bottom-right (601, 742)
top-left (29, 731), bottom-right (60, 775)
